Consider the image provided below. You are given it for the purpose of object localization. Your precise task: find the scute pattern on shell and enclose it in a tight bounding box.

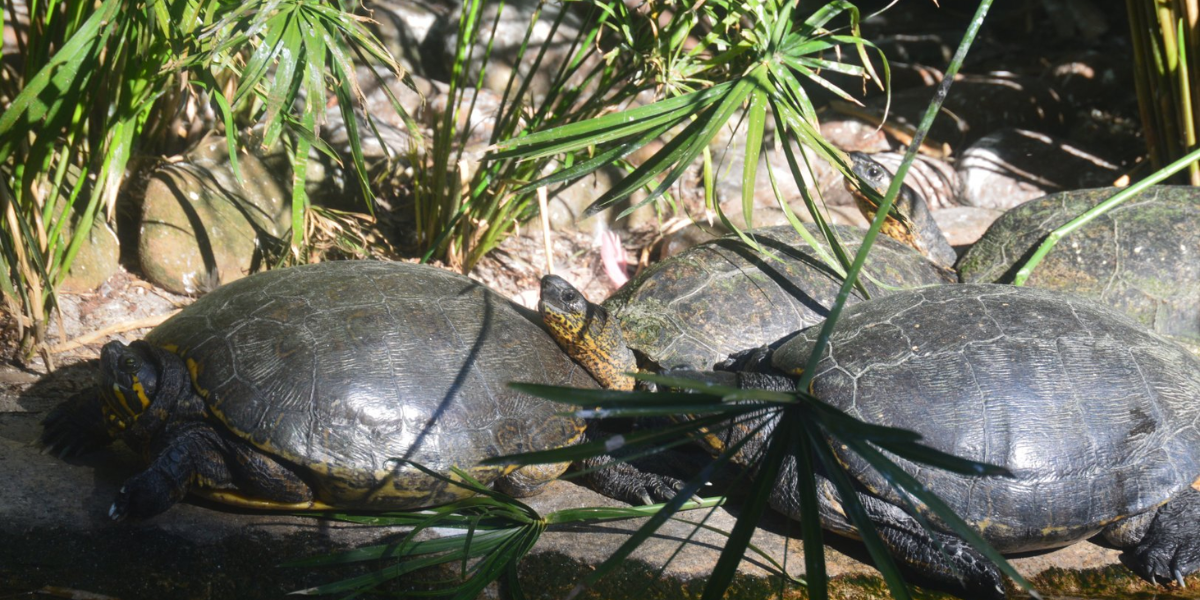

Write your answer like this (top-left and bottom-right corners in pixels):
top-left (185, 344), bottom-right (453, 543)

top-left (605, 224), bottom-right (952, 371)
top-left (774, 284), bottom-right (1200, 552)
top-left (145, 261), bottom-right (592, 509)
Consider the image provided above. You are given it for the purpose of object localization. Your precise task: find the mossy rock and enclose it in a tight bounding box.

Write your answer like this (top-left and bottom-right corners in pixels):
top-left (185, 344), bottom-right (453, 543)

top-left (58, 213), bottom-right (120, 293)
top-left (138, 135), bottom-right (290, 295)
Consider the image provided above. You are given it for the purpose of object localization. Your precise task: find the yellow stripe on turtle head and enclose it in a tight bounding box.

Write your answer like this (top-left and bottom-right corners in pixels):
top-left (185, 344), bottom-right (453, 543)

top-left (539, 275), bottom-right (637, 390)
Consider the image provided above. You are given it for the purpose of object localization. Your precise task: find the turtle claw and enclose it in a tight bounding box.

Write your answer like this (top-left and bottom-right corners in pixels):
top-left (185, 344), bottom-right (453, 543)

top-left (580, 456), bottom-right (689, 506)
top-left (109, 471), bottom-right (180, 520)
top-left (1124, 489), bottom-right (1200, 588)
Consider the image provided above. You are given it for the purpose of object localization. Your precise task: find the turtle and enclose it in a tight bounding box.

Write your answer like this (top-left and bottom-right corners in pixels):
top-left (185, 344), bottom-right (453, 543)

top-left (41, 260), bottom-right (601, 520)
top-left (539, 223), bottom-right (951, 391)
top-left (843, 151), bottom-right (958, 271)
top-left (846, 151), bottom-right (1200, 353)
top-left (677, 283), bottom-right (1200, 599)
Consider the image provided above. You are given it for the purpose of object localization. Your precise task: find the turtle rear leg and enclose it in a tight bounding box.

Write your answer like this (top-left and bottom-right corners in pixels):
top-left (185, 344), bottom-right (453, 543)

top-left (1114, 486), bottom-right (1200, 587)
top-left (225, 439), bottom-right (314, 504)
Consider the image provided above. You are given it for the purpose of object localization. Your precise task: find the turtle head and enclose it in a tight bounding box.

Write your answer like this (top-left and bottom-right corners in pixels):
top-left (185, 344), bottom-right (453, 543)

top-left (539, 275), bottom-right (636, 391)
top-left (845, 152), bottom-right (957, 270)
top-left (98, 341), bottom-right (162, 437)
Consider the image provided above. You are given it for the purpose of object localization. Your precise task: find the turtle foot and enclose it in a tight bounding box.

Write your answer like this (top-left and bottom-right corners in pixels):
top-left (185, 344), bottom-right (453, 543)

top-left (579, 455), bottom-right (689, 505)
top-left (1126, 540), bottom-right (1199, 588)
top-left (1124, 487), bottom-right (1200, 588)
top-left (882, 524), bottom-right (1008, 600)
top-left (111, 468), bottom-right (185, 521)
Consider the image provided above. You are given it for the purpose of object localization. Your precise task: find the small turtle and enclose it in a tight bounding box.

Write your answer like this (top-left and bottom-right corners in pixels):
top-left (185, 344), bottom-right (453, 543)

top-left (689, 284), bottom-right (1200, 599)
top-left (847, 151), bottom-right (1200, 352)
top-left (540, 224), bottom-right (951, 391)
top-left (42, 261), bottom-right (601, 519)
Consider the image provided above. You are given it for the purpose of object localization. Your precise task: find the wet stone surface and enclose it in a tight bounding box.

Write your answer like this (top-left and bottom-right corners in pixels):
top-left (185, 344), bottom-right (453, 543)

top-left (3, 355), bottom-right (1196, 599)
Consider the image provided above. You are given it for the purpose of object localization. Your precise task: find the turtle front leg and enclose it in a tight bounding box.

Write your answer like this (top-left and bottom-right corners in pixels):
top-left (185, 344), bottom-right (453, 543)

top-left (579, 454), bottom-right (689, 505)
top-left (774, 473), bottom-right (1006, 600)
top-left (1120, 486), bottom-right (1200, 587)
top-left (110, 422), bottom-right (231, 520)
top-left (866, 504), bottom-right (1007, 600)
top-left (112, 422), bottom-right (314, 519)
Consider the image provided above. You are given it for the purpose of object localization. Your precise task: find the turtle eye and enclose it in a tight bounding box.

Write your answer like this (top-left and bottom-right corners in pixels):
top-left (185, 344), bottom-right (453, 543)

top-left (120, 355), bottom-right (141, 374)
top-left (561, 290), bottom-right (578, 304)
top-left (867, 165), bottom-right (882, 180)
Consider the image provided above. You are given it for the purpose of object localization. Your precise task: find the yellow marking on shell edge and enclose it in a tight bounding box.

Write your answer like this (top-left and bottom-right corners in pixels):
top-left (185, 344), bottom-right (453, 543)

top-left (159, 343), bottom-right (180, 353)
top-left (195, 489), bottom-right (334, 511)
top-left (1192, 476), bottom-right (1200, 493)
top-left (186, 358), bottom-right (209, 396)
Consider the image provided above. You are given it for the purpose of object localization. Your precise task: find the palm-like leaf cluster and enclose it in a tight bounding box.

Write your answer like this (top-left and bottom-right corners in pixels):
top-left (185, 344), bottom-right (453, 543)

top-left (0, 0), bottom-right (410, 361)
top-left (493, 0), bottom-right (888, 259)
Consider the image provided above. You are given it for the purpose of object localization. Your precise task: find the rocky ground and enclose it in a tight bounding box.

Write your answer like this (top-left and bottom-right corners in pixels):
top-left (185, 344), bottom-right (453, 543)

top-left (5, 0), bottom-right (1200, 598)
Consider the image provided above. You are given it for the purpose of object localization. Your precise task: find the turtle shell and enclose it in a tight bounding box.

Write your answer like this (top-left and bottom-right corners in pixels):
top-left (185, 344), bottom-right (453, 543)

top-left (144, 261), bottom-right (592, 509)
top-left (957, 186), bottom-right (1200, 352)
top-left (772, 283), bottom-right (1200, 552)
top-left (604, 224), bottom-right (952, 371)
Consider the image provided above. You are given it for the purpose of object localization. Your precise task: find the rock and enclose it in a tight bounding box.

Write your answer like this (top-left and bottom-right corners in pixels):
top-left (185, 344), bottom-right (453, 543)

top-left (1041, 50), bottom-right (1134, 107)
top-left (139, 136), bottom-right (290, 295)
top-left (957, 128), bottom-right (1121, 210)
top-left (807, 57), bottom-right (945, 106)
top-left (860, 152), bottom-right (962, 210)
top-left (424, 0), bottom-right (592, 97)
top-left (324, 108), bottom-right (417, 162)
top-left (426, 84), bottom-right (503, 150)
top-left (46, 187), bottom-right (122, 294)
top-left (820, 114), bottom-right (893, 153)
top-left (534, 166), bottom-right (621, 235)
top-left (58, 217), bottom-right (120, 293)
top-left (2, 362), bottom-right (1181, 600)
top-left (707, 139), bottom-right (860, 229)
top-left (833, 74), bottom-right (1067, 155)
top-left (356, 67), bottom-right (435, 128)
top-left (360, 0), bottom-right (445, 75)
top-left (31, 165), bottom-right (122, 293)
top-left (933, 205), bottom-right (1004, 248)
